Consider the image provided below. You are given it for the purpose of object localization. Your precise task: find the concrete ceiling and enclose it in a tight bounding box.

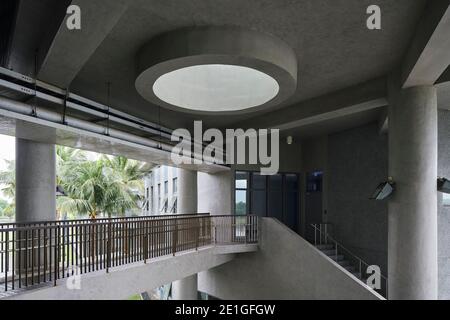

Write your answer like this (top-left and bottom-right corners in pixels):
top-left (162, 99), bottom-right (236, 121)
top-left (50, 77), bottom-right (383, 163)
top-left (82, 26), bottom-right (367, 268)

top-left (55, 0), bottom-right (427, 131)
top-left (8, 0), bottom-right (450, 142)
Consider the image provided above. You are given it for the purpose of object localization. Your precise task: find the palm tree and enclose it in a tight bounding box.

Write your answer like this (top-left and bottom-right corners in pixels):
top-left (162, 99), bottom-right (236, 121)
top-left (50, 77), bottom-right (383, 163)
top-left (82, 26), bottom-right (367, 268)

top-left (0, 146), bottom-right (153, 220)
top-left (101, 156), bottom-right (153, 216)
top-left (57, 152), bottom-right (153, 219)
top-left (58, 158), bottom-right (108, 219)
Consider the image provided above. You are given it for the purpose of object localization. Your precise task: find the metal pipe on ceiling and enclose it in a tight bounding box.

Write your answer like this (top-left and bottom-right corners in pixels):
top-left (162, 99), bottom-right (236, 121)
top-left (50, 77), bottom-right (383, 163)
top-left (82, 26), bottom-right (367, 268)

top-left (0, 95), bottom-right (217, 164)
top-left (0, 66), bottom-right (226, 160)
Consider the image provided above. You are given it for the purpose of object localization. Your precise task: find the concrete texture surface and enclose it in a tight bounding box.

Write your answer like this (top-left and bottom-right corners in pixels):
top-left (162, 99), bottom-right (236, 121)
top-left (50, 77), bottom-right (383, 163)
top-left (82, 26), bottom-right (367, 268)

top-left (5, 245), bottom-right (244, 300)
top-left (178, 169), bottom-right (198, 214)
top-left (136, 26), bottom-right (297, 115)
top-left (15, 138), bottom-right (56, 222)
top-left (198, 171), bottom-right (232, 216)
top-left (199, 218), bottom-right (382, 300)
top-left (327, 123), bottom-right (388, 276)
top-left (438, 109), bottom-right (450, 299)
top-left (388, 86), bottom-right (438, 299)
top-left (172, 274), bottom-right (198, 300)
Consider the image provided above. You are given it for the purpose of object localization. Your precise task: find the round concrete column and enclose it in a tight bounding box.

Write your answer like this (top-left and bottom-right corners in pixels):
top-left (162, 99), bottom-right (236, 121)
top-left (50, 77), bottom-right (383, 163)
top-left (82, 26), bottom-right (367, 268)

top-left (178, 169), bottom-right (197, 214)
top-left (15, 138), bottom-right (56, 222)
top-left (388, 86), bottom-right (438, 300)
top-left (172, 274), bottom-right (198, 300)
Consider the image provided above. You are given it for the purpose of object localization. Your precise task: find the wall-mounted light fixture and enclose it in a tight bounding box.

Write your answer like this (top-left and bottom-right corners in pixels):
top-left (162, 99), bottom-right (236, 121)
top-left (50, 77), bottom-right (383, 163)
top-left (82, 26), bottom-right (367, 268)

top-left (370, 177), bottom-right (395, 200)
top-left (286, 136), bottom-right (293, 145)
top-left (438, 177), bottom-right (450, 194)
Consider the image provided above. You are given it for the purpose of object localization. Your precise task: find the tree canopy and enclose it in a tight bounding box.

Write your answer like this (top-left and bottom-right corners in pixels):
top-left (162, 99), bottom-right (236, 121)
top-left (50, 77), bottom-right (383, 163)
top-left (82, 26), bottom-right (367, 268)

top-left (0, 146), bottom-right (153, 220)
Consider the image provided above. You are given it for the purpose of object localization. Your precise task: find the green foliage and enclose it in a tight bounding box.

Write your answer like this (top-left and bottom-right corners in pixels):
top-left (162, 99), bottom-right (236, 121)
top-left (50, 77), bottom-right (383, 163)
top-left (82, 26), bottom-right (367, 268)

top-left (235, 201), bottom-right (246, 215)
top-left (0, 159), bottom-right (15, 217)
top-left (57, 147), bottom-right (152, 219)
top-left (0, 146), bottom-right (153, 220)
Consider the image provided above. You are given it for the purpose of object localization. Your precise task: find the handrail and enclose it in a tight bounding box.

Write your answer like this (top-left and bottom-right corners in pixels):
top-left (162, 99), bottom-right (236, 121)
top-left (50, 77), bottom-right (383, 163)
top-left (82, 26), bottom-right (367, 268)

top-left (310, 223), bottom-right (388, 297)
top-left (0, 214), bottom-right (258, 293)
top-left (0, 213), bottom-right (210, 227)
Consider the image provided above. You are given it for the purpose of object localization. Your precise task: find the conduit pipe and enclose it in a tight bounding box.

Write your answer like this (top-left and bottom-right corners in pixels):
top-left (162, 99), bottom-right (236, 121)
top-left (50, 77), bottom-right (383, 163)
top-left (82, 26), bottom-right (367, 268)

top-left (0, 95), bottom-right (173, 154)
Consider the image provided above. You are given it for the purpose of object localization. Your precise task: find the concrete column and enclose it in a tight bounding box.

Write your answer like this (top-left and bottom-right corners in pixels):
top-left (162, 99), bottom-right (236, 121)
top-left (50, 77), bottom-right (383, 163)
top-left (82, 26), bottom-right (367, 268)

top-left (197, 171), bottom-right (232, 215)
top-left (388, 86), bottom-right (438, 300)
top-left (178, 169), bottom-right (197, 214)
top-left (15, 138), bottom-right (56, 222)
top-left (172, 274), bottom-right (198, 300)
top-left (172, 169), bottom-right (198, 299)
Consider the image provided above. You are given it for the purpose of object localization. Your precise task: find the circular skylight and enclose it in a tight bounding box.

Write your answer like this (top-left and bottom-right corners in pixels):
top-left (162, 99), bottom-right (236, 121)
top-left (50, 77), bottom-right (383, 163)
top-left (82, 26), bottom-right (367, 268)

top-left (136, 27), bottom-right (297, 114)
top-left (152, 64), bottom-right (280, 112)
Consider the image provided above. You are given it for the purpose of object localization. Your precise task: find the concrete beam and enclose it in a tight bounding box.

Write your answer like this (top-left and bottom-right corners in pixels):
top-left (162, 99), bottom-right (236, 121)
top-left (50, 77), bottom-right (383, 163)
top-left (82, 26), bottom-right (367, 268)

top-left (238, 78), bottom-right (387, 131)
top-left (401, 0), bottom-right (450, 88)
top-left (377, 107), bottom-right (389, 135)
top-left (7, 0), bottom-right (70, 76)
top-left (437, 65), bottom-right (450, 84)
top-left (5, 246), bottom-right (248, 300)
top-left (38, 0), bottom-right (131, 87)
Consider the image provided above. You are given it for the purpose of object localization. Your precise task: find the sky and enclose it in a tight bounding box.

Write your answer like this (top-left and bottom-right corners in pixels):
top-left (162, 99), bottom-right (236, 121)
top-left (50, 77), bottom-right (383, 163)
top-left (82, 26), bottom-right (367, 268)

top-left (0, 134), bottom-right (15, 171)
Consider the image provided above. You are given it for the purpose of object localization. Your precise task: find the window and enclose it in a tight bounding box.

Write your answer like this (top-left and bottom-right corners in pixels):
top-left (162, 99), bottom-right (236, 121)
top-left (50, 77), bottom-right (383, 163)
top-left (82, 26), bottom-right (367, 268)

top-left (150, 186), bottom-right (154, 213)
top-left (173, 178), bottom-right (178, 193)
top-left (234, 171), bottom-right (299, 232)
top-left (235, 172), bottom-right (248, 215)
top-left (306, 171), bottom-right (322, 192)
top-left (146, 187), bottom-right (149, 211)
top-left (164, 181), bottom-right (168, 195)
top-left (158, 184), bottom-right (161, 211)
top-left (444, 194), bottom-right (450, 206)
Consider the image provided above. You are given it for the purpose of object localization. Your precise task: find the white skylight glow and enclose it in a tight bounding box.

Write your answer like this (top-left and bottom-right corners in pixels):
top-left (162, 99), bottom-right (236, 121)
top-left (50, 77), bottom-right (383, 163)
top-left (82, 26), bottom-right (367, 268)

top-left (152, 64), bottom-right (279, 112)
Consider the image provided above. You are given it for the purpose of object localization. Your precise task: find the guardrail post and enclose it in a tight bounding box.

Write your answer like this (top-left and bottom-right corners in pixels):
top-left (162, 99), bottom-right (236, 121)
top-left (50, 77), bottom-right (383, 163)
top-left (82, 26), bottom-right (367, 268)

top-left (195, 217), bottom-right (199, 251)
top-left (5, 231), bottom-right (8, 292)
top-left (54, 225), bottom-right (59, 286)
top-left (144, 221), bottom-right (148, 264)
top-left (106, 221), bottom-right (111, 273)
top-left (172, 218), bottom-right (177, 256)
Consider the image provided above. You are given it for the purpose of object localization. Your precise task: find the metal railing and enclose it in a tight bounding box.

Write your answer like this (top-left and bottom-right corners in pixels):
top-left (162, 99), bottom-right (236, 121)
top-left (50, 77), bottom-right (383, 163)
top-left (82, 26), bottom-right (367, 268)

top-left (0, 214), bottom-right (258, 293)
top-left (311, 224), bottom-right (388, 298)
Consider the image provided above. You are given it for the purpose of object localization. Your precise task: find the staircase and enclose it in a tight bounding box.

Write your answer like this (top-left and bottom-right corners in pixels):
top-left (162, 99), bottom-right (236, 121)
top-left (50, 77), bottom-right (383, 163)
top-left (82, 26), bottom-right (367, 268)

top-left (315, 244), bottom-right (362, 279)
top-left (311, 224), bottom-right (388, 298)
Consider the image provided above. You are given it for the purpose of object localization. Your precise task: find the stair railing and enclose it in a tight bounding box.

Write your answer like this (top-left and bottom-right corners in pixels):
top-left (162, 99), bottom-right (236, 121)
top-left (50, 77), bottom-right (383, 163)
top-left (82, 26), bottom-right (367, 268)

top-left (311, 223), bottom-right (388, 298)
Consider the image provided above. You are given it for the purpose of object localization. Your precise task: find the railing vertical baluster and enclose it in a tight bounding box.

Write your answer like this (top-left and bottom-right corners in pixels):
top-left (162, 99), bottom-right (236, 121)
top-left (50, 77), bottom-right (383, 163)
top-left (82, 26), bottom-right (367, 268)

top-left (71, 223), bottom-right (74, 275)
top-left (61, 226), bottom-right (65, 278)
top-left (107, 221), bottom-right (111, 273)
top-left (1, 227), bottom-right (3, 274)
top-left (172, 218), bottom-right (177, 256)
top-left (18, 229), bottom-right (22, 288)
top-left (44, 226), bottom-right (48, 281)
top-left (30, 228), bottom-right (34, 285)
top-left (54, 226), bottom-right (59, 286)
top-left (38, 227), bottom-right (41, 284)
top-left (25, 229), bottom-right (28, 287)
top-left (5, 231), bottom-right (8, 292)
top-left (12, 229), bottom-right (15, 290)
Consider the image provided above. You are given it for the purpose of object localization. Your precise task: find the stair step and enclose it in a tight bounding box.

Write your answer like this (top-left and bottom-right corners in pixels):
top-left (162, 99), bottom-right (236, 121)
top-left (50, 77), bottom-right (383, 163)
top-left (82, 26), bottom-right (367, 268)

top-left (337, 260), bottom-right (351, 267)
top-left (344, 265), bottom-right (355, 272)
top-left (328, 255), bottom-right (345, 262)
top-left (315, 244), bottom-right (334, 250)
top-left (321, 249), bottom-right (338, 256)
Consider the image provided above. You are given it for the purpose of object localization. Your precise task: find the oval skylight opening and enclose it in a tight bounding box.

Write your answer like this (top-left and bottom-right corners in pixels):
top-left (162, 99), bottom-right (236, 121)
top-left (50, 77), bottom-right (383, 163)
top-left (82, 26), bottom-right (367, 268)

top-left (152, 64), bottom-right (280, 112)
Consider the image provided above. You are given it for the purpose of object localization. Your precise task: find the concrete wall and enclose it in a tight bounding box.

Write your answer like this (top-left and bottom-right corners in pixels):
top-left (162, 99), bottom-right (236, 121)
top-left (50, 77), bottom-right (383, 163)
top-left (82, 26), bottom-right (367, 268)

top-left (198, 171), bottom-right (233, 216)
top-left (198, 218), bottom-right (382, 300)
top-left (327, 123), bottom-right (388, 275)
top-left (438, 109), bottom-right (450, 299)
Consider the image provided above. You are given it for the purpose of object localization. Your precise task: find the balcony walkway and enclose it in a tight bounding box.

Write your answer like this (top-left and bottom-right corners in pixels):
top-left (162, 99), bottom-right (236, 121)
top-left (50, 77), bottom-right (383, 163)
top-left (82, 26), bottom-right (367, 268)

top-left (0, 214), bottom-right (258, 299)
